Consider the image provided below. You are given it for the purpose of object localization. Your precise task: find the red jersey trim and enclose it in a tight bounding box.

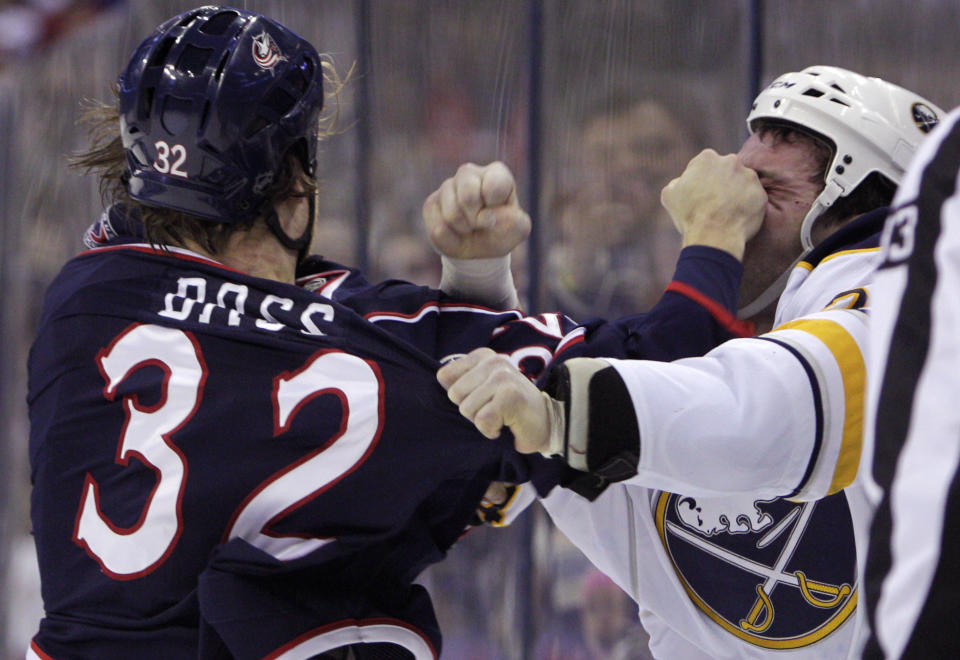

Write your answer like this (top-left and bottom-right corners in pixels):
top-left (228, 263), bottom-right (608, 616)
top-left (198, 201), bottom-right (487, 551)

top-left (78, 244), bottom-right (244, 276)
top-left (666, 281), bottom-right (755, 338)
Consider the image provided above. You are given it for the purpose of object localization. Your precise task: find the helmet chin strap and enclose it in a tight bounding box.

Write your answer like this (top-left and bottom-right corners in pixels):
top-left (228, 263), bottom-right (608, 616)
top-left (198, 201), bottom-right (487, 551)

top-left (264, 195), bottom-right (315, 264)
top-left (736, 255), bottom-right (799, 320)
top-left (799, 179), bottom-right (844, 251)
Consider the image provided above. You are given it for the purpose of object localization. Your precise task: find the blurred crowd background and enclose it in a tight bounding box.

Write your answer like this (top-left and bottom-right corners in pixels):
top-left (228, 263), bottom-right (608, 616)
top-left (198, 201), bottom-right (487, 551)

top-left (2, 1), bottom-right (959, 658)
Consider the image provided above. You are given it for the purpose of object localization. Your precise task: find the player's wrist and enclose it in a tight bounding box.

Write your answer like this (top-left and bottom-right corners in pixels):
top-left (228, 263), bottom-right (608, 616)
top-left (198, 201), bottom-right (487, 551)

top-left (681, 226), bottom-right (747, 261)
top-left (439, 254), bottom-right (519, 309)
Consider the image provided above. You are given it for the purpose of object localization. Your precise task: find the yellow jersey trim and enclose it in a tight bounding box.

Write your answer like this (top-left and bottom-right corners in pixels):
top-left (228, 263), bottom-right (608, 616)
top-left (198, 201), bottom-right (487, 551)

top-left (775, 318), bottom-right (864, 493)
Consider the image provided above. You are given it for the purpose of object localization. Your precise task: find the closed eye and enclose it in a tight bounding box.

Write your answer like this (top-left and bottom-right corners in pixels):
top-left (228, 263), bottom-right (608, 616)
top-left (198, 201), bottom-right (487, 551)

top-left (762, 183), bottom-right (793, 210)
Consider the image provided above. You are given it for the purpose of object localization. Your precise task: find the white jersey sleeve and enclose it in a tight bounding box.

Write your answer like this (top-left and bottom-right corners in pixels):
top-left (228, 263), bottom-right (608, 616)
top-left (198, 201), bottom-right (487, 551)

top-left (593, 305), bottom-right (868, 502)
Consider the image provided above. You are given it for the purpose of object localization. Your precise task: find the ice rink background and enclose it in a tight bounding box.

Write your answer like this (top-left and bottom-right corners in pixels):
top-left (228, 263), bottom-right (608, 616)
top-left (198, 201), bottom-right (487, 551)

top-left (2, 1), bottom-right (959, 658)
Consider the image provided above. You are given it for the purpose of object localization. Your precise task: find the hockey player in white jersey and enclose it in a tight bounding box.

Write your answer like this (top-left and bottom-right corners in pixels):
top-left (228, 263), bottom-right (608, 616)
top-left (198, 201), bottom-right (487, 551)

top-left (438, 67), bottom-right (943, 658)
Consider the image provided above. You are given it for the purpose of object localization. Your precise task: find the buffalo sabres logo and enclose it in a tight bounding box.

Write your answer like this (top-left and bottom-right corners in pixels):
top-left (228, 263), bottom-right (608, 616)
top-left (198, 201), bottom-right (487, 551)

top-left (911, 102), bottom-right (939, 134)
top-left (656, 491), bottom-right (856, 648)
top-left (252, 31), bottom-right (286, 71)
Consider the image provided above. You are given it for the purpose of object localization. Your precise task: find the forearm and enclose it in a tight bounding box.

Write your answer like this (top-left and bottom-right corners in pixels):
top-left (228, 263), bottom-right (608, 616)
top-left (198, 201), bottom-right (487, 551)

top-left (555, 245), bottom-right (750, 365)
top-left (544, 308), bottom-right (868, 501)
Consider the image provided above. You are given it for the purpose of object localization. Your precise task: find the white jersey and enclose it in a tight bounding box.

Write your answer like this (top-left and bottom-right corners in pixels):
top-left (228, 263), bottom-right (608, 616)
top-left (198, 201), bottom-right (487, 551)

top-left (541, 234), bottom-right (881, 659)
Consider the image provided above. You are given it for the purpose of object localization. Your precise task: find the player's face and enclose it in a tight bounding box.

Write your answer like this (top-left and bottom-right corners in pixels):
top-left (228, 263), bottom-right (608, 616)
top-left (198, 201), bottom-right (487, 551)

top-left (736, 131), bottom-right (824, 313)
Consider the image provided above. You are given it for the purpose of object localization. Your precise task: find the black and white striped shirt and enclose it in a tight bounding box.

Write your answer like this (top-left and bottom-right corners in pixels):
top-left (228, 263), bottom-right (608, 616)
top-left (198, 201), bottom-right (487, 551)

top-left (864, 106), bottom-right (960, 659)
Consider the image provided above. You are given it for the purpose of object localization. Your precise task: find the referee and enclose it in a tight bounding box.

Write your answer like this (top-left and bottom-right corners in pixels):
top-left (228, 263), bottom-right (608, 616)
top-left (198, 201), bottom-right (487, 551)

top-left (864, 105), bottom-right (960, 659)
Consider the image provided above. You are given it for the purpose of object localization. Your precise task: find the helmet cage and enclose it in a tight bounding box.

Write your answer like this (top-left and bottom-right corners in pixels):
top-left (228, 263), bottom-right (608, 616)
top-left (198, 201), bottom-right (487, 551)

top-left (119, 6), bottom-right (325, 224)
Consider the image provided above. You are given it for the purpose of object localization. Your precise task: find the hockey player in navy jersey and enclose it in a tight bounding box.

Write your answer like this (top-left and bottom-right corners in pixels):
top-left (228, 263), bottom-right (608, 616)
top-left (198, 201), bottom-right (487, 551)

top-left (26, 7), bottom-right (553, 659)
top-left (439, 68), bottom-right (945, 658)
top-left (26, 6), bottom-right (766, 660)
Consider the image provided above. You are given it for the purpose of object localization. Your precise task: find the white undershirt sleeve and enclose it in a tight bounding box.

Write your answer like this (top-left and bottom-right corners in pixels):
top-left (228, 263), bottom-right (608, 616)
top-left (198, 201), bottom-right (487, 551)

top-left (438, 255), bottom-right (519, 310)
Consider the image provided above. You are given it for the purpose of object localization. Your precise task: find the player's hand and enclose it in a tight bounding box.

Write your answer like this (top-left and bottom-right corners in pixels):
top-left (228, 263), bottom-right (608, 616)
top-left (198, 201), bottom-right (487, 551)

top-left (423, 162), bottom-right (531, 259)
top-left (660, 148), bottom-right (767, 261)
top-left (437, 348), bottom-right (550, 454)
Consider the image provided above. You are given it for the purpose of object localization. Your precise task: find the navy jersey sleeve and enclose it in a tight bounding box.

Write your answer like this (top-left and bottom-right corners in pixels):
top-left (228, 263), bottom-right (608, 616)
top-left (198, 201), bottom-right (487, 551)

top-left (550, 245), bottom-right (751, 362)
top-left (298, 246), bottom-right (748, 371)
top-left (268, 247), bottom-right (749, 509)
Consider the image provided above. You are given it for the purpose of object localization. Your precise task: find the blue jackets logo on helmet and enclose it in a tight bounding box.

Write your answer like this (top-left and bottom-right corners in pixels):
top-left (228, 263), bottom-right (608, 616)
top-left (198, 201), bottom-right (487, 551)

top-left (252, 32), bottom-right (285, 71)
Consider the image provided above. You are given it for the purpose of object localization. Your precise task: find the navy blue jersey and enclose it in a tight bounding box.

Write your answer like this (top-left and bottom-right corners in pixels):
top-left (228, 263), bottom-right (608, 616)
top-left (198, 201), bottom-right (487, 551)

top-left (30, 212), bottom-right (746, 659)
top-left (27, 244), bottom-right (557, 659)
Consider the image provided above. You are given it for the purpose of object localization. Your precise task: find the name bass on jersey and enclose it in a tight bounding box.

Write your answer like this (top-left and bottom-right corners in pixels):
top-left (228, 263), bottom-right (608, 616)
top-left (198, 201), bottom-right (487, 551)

top-left (158, 275), bottom-right (335, 335)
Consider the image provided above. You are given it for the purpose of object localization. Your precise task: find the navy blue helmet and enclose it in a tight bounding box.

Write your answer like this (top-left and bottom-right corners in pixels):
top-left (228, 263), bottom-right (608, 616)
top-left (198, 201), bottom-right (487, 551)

top-left (118, 5), bottom-right (325, 223)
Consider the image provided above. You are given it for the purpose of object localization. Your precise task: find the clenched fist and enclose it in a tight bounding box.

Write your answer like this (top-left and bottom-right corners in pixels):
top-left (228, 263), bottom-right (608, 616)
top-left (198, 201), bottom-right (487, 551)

top-left (423, 162), bottom-right (531, 259)
top-left (661, 148), bottom-right (767, 261)
top-left (437, 348), bottom-right (551, 454)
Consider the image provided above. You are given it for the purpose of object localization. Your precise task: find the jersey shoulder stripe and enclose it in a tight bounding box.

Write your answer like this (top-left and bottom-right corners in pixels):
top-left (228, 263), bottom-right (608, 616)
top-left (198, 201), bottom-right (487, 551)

top-left (756, 335), bottom-right (825, 500)
top-left (767, 311), bottom-right (868, 499)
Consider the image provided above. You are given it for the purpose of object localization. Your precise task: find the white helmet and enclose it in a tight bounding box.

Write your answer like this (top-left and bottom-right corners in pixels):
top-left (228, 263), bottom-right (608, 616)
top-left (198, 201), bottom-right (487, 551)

top-left (747, 65), bottom-right (943, 251)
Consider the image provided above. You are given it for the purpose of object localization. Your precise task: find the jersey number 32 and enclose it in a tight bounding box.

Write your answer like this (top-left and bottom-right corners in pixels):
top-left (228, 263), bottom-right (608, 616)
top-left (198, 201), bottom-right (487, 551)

top-left (73, 322), bottom-right (383, 580)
